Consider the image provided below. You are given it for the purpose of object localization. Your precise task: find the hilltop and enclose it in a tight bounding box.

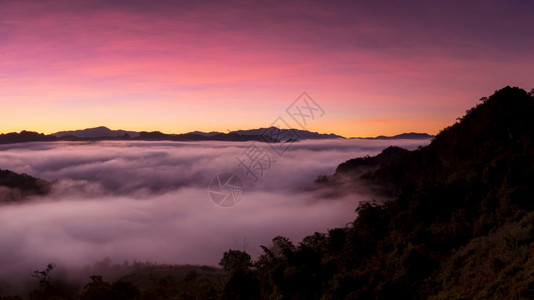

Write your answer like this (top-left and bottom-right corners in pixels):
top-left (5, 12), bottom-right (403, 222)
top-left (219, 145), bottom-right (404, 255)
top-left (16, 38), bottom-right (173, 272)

top-left (0, 169), bottom-right (51, 202)
top-left (213, 86), bottom-right (534, 299)
top-left (53, 126), bottom-right (140, 138)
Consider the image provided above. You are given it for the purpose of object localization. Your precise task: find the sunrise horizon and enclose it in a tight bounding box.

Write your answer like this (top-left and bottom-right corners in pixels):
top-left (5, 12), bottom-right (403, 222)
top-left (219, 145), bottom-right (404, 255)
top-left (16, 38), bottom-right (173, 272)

top-left (0, 122), bottom-right (441, 138)
top-left (3, 1), bottom-right (532, 139)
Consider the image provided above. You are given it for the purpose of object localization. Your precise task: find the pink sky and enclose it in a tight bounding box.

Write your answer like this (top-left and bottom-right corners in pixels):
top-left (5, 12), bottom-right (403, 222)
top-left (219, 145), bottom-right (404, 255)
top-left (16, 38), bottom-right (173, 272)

top-left (1, 0), bottom-right (533, 137)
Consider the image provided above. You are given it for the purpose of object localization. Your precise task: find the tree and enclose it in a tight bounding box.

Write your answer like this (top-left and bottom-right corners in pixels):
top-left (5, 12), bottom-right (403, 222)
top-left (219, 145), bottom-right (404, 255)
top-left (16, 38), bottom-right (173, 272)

top-left (219, 250), bottom-right (252, 273)
top-left (29, 264), bottom-right (57, 300)
top-left (31, 264), bottom-right (55, 288)
top-left (80, 276), bottom-right (112, 300)
top-left (219, 250), bottom-right (260, 299)
top-left (80, 276), bottom-right (138, 300)
top-left (109, 280), bottom-right (139, 300)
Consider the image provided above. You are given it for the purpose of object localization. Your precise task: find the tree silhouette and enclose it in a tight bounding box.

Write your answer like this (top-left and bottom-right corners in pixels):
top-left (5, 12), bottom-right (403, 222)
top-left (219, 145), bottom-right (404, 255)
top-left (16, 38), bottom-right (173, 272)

top-left (219, 250), bottom-right (252, 273)
top-left (219, 250), bottom-right (260, 300)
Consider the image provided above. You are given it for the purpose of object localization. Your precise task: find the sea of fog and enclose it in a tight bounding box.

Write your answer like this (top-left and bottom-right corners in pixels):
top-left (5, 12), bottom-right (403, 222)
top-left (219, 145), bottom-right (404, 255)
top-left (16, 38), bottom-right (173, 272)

top-left (0, 138), bottom-right (430, 277)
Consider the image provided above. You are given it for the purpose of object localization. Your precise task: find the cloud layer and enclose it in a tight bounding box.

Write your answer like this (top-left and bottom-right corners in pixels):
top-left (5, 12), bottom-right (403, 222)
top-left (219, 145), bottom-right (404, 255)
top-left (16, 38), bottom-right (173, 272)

top-left (0, 139), bottom-right (428, 279)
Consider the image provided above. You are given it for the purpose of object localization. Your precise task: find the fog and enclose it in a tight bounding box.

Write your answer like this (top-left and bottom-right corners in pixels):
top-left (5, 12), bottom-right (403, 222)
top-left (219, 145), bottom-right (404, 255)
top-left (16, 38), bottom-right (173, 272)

top-left (0, 139), bottom-right (429, 279)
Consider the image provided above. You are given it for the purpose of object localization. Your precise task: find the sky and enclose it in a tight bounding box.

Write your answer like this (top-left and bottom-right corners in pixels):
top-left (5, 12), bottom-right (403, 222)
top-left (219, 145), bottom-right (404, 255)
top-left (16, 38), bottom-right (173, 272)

top-left (1, 0), bottom-right (533, 137)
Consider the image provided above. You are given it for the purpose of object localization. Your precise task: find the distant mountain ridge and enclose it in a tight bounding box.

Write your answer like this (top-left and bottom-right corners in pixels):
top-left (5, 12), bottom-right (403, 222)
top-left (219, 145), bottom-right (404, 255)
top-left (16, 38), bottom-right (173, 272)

top-left (53, 126), bottom-right (140, 138)
top-left (0, 131), bottom-right (56, 144)
top-left (188, 131), bottom-right (221, 137)
top-left (52, 126), bottom-right (344, 140)
top-left (231, 126), bottom-right (343, 140)
top-left (353, 132), bottom-right (434, 140)
top-left (0, 126), bottom-right (433, 144)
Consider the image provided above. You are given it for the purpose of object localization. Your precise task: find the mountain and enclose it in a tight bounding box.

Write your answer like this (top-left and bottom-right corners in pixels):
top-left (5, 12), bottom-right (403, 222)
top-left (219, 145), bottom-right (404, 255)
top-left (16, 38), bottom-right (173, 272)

top-left (0, 169), bottom-right (51, 202)
top-left (331, 86), bottom-right (534, 298)
top-left (15, 126), bottom-right (346, 142)
top-left (189, 131), bottom-right (221, 137)
top-left (214, 87), bottom-right (534, 299)
top-left (3, 127), bottom-right (434, 145)
top-left (334, 146), bottom-right (409, 175)
top-left (353, 132), bottom-right (434, 139)
top-left (0, 130), bottom-right (56, 144)
top-left (0, 130), bottom-right (277, 144)
top-left (53, 126), bottom-right (140, 138)
top-left (231, 126), bottom-right (344, 140)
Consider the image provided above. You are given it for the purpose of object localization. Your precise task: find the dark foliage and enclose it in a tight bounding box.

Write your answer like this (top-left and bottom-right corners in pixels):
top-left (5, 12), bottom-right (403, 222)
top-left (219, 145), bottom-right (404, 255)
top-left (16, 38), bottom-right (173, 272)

top-left (0, 131), bottom-right (56, 144)
top-left (216, 86), bottom-right (534, 299)
top-left (335, 146), bottom-right (409, 175)
top-left (0, 169), bottom-right (51, 202)
top-left (80, 275), bottom-right (139, 300)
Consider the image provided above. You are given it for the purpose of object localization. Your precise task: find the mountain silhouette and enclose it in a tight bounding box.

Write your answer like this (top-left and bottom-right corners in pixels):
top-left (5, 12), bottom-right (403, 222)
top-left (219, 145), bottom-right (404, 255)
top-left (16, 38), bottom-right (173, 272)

top-left (53, 126), bottom-right (140, 138)
top-left (0, 130), bottom-right (56, 144)
top-left (228, 86), bottom-right (534, 299)
top-left (355, 132), bottom-right (434, 139)
top-left (231, 126), bottom-right (344, 140)
top-left (0, 169), bottom-right (51, 202)
top-left (52, 126), bottom-right (345, 140)
top-left (2, 127), bottom-right (435, 144)
top-left (334, 146), bottom-right (409, 175)
top-left (188, 131), bottom-right (221, 137)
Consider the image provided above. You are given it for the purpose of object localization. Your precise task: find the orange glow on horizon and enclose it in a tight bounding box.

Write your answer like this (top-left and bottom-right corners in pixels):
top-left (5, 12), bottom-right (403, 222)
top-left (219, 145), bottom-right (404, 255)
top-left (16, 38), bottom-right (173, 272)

top-left (1, 1), bottom-right (533, 137)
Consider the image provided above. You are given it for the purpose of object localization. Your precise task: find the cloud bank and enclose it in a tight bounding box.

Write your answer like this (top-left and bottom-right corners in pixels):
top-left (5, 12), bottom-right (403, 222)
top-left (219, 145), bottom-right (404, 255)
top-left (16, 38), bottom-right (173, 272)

top-left (0, 139), bottom-right (429, 279)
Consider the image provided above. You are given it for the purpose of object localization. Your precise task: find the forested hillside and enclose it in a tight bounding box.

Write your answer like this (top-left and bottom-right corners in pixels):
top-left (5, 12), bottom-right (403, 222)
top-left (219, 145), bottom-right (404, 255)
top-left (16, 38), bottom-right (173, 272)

top-left (217, 86), bottom-right (534, 299)
top-left (0, 169), bottom-right (51, 202)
